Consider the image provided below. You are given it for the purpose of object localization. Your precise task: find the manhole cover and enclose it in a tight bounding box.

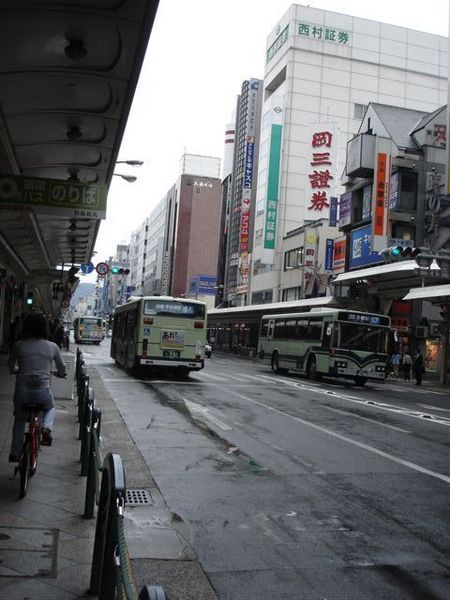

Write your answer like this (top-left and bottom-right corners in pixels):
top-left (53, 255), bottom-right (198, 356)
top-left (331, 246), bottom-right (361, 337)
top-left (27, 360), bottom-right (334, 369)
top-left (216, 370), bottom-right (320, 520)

top-left (126, 489), bottom-right (152, 506)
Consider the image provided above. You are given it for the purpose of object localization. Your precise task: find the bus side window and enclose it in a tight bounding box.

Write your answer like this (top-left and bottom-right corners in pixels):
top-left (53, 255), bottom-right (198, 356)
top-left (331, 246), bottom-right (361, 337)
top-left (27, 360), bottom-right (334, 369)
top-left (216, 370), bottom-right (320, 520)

top-left (308, 318), bottom-right (322, 341)
top-left (261, 321), bottom-right (270, 338)
top-left (268, 320), bottom-right (274, 339)
top-left (297, 319), bottom-right (308, 339)
top-left (273, 320), bottom-right (285, 340)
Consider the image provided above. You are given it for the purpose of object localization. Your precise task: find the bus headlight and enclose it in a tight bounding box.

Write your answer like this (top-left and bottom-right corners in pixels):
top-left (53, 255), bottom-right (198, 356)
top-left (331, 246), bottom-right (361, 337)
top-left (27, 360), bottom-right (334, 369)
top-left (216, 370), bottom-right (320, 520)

top-left (335, 361), bottom-right (347, 368)
top-left (375, 365), bottom-right (385, 372)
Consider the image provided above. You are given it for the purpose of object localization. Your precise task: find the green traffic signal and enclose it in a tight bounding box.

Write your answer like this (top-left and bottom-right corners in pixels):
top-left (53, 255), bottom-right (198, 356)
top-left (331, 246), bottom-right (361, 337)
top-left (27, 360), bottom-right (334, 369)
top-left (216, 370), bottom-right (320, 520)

top-left (111, 266), bottom-right (120, 274)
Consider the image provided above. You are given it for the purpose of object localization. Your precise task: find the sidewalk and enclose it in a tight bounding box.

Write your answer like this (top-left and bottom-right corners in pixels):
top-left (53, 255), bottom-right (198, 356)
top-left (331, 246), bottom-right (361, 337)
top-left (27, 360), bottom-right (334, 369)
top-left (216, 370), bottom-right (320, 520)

top-left (0, 350), bottom-right (218, 599)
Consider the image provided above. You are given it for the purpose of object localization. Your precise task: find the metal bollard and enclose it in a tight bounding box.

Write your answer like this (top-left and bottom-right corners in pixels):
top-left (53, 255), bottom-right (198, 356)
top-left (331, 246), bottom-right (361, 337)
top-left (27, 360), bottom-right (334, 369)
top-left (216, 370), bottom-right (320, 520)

top-left (84, 408), bottom-right (101, 519)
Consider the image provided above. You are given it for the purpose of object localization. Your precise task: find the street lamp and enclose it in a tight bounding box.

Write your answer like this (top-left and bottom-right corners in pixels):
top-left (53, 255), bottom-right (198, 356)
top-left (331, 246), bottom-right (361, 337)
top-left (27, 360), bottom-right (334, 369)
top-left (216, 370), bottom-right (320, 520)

top-left (113, 173), bottom-right (137, 183)
top-left (115, 160), bottom-right (144, 167)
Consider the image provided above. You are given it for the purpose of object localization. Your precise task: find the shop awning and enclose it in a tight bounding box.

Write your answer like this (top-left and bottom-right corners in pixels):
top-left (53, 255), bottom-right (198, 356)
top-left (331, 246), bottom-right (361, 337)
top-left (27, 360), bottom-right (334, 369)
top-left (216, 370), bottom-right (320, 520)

top-left (403, 284), bottom-right (450, 302)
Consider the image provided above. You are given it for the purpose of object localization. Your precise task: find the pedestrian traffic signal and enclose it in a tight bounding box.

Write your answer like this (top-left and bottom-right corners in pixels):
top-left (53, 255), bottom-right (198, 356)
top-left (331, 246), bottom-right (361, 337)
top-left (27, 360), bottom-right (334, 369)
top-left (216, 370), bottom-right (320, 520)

top-left (110, 266), bottom-right (130, 275)
top-left (26, 291), bottom-right (34, 305)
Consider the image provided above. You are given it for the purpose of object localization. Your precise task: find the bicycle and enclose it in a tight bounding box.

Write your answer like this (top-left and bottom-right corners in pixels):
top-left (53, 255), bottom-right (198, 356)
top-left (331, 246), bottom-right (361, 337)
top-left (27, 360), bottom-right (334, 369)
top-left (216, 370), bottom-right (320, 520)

top-left (13, 402), bottom-right (45, 499)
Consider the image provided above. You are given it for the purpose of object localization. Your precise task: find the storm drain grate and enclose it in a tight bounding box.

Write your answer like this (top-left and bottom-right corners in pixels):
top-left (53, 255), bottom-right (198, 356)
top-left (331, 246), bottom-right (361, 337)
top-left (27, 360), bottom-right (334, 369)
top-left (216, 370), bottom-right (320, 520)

top-left (125, 489), bottom-right (152, 506)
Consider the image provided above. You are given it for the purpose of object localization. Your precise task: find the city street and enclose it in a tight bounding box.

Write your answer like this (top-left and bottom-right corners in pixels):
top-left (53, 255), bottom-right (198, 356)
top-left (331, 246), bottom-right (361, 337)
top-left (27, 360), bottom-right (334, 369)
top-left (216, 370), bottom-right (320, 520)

top-left (83, 340), bottom-right (450, 600)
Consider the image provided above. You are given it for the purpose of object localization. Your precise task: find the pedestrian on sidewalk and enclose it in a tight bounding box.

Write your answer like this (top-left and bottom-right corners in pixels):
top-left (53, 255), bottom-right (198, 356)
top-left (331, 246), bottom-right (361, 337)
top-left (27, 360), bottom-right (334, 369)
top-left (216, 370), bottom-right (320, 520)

top-left (8, 313), bottom-right (66, 462)
top-left (390, 351), bottom-right (401, 378)
top-left (412, 349), bottom-right (424, 386)
top-left (402, 351), bottom-right (412, 381)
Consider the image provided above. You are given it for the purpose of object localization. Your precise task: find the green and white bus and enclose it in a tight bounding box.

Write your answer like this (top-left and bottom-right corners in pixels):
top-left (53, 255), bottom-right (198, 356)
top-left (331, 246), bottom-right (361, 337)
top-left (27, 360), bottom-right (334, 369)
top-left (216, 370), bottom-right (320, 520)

top-left (73, 316), bottom-right (104, 344)
top-left (258, 308), bottom-right (390, 385)
top-left (111, 296), bottom-right (207, 375)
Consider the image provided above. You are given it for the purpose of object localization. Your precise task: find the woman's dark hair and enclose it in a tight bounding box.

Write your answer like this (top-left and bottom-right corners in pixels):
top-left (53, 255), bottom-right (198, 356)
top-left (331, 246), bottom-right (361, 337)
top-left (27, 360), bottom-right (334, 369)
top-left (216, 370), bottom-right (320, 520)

top-left (21, 313), bottom-right (49, 340)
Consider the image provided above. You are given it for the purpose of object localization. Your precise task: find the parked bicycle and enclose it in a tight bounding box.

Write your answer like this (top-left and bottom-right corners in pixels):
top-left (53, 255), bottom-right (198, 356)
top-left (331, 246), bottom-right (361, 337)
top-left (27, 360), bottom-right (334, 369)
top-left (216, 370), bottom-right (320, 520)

top-left (13, 402), bottom-right (44, 498)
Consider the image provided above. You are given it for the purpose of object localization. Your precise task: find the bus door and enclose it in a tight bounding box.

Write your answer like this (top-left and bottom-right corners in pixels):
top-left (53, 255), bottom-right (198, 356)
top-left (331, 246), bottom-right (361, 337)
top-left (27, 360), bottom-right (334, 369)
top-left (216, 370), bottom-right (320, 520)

top-left (321, 320), bottom-right (334, 373)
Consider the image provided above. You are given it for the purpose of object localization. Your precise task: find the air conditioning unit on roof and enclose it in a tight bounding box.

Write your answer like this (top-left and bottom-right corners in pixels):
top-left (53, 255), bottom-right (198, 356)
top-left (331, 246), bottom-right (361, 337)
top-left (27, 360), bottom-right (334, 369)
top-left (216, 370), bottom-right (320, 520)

top-left (415, 326), bottom-right (429, 338)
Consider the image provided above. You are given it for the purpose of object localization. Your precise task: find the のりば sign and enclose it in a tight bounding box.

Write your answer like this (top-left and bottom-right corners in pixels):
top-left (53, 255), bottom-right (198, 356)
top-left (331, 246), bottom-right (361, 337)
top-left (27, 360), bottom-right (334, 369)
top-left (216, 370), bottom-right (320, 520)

top-left (304, 123), bottom-right (339, 220)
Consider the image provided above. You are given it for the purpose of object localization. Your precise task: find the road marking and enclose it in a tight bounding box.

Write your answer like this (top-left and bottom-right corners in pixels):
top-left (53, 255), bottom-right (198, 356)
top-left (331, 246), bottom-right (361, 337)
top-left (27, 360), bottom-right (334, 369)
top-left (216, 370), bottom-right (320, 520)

top-left (322, 405), bottom-right (411, 433)
top-left (417, 403), bottom-right (450, 413)
top-left (201, 372), bottom-right (228, 381)
top-left (221, 387), bottom-right (450, 485)
top-left (225, 374), bottom-right (251, 382)
top-left (183, 399), bottom-right (232, 430)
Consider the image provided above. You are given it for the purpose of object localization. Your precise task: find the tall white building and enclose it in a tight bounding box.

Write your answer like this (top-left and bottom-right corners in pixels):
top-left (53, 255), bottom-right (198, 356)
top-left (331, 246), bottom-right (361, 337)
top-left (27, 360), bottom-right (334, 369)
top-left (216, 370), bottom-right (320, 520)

top-left (250, 4), bottom-right (447, 304)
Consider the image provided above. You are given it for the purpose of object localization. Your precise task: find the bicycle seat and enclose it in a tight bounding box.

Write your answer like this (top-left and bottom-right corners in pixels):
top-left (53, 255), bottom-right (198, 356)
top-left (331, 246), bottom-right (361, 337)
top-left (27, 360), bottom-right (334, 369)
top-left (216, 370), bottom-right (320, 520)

top-left (22, 402), bottom-right (47, 412)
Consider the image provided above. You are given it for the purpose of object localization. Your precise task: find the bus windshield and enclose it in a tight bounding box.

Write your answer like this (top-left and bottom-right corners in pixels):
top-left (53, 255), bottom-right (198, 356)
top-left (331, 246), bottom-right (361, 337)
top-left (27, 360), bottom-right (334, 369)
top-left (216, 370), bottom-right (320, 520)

top-left (338, 323), bottom-right (388, 353)
top-left (144, 299), bottom-right (205, 319)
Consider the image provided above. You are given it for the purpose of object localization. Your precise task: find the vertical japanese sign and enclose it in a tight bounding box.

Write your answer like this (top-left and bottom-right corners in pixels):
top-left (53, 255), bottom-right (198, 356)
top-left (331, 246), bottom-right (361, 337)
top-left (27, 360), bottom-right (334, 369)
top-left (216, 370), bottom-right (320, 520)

top-left (329, 197), bottom-right (338, 227)
top-left (305, 123), bottom-right (339, 220)
top-left (325, 239), bottom-right (334, 272)
top-left (238, 79), bottom-right (259, 293)
top-left (333, 236), bottom-right (347, 274)
top-left (338, 192), bottom-right (351, 227)
top-left (303, 228), bottom-right (317, 296)
top-left (262, 102), bottom-right (283, 263)
top-left (371, 137), bottom-right (392, 252)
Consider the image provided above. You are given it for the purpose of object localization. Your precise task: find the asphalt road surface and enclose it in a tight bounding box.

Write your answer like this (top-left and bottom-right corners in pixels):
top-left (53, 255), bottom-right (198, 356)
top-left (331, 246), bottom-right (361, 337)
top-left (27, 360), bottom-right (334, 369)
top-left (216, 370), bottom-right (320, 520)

top-left (82, 341), bottom-right (450, 600)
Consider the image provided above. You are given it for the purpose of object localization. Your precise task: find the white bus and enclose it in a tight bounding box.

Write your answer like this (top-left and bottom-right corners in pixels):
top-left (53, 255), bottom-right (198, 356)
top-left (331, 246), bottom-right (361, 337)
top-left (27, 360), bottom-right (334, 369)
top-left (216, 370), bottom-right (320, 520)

top-left (258, 308), bottom-right (390, 386)
top-left (111, 296), bottom-right (207, 376)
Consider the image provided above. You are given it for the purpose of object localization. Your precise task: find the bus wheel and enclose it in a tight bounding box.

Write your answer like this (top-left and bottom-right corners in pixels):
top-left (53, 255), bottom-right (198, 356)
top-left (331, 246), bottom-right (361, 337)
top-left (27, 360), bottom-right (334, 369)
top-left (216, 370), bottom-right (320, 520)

top-left (354, 377), bottom-right (367, 386)
top-left (306, 356), bottom-right (319, 380)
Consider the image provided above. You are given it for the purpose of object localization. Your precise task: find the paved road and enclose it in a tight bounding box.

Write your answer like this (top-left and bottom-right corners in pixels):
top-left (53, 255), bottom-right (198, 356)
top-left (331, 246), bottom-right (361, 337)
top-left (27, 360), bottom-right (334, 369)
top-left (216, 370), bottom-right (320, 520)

top-left (82, 341), bottom-right (450, 600)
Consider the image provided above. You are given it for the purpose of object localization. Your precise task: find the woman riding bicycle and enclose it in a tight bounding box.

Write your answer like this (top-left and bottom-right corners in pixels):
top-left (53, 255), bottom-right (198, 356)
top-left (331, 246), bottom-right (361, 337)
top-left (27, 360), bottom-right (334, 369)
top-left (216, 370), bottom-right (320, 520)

top-left (8, 313), bottom-right (66, 462)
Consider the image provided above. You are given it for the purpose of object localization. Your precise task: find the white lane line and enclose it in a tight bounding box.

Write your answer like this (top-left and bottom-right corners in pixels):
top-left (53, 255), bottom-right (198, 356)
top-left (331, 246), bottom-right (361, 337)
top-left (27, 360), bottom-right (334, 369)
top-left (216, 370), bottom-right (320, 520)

top-left (417, 403), bottom-right (450, 413)
top-left (221, 387), bottom-right (450, 485)
top-left (183, 399), bottom-right (232, 430)
top-left (322, 405), bottom-right (411, 433)
top-left (105, 367), bottom-right (115, 374)
top-left (386, 384), bottom-right (445, 396)
top-left (225, 374), bottom-right (250, 382)
top-left (201, 372), bottom-right (228, 381)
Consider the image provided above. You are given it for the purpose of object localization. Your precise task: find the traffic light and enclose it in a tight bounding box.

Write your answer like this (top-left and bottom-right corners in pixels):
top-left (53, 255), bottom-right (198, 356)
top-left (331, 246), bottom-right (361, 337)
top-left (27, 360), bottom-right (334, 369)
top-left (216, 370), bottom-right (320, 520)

top-left (26, 291), bottom-right (34, 305)
top-left (110, 266), bottom-right (130, 275)
top-left (378, 246), bottom-right (432, 265)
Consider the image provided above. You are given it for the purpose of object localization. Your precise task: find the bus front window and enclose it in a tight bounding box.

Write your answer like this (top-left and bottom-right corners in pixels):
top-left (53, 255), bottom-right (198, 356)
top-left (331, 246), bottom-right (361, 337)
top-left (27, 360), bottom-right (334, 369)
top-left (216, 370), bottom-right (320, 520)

top-left (338, 323), bottom-right (388, 353)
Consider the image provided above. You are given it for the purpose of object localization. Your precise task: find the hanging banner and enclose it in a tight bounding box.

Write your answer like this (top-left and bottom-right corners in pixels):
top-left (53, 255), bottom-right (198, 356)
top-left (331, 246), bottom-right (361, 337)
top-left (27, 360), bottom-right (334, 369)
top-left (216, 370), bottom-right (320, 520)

top-left (329, 197), bottom-right (338, 227)
top-left (325, 239), bottom-right (334, 272)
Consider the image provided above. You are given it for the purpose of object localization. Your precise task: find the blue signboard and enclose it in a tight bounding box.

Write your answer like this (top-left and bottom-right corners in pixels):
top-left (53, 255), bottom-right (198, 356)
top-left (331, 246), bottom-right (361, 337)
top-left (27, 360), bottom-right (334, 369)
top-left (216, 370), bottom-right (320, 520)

top-left (349, 225), bottom-right (384, 269)
top-left (329, 197), bottom-right (338, 227)
top-left (80, 262), bottom-right (94, 275)
top-left (198, 274), bottom-right (217, 295)
top-left (190, 275), bottom-right (217, 296)
top-left (325, 239), bottom-right (334, 271)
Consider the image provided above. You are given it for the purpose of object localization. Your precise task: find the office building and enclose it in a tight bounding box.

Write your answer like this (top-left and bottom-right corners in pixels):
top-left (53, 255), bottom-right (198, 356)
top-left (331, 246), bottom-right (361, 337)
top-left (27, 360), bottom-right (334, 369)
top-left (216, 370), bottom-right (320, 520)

top-left (250, 3), bottom-right (447, 304)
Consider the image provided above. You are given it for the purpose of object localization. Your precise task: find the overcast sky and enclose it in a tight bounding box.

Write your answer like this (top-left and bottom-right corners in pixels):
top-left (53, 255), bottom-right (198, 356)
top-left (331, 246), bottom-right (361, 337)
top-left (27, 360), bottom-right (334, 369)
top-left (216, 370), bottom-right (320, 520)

top-left (92, 0), bottom-right (449, 272)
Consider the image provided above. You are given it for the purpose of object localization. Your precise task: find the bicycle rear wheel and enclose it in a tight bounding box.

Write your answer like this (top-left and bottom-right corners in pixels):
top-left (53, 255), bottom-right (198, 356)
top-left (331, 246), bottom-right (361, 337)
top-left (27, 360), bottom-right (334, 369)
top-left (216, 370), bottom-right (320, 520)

top-left (19, 437), bottom-right (31, 498)
top-left (29, 427), bottom-right (39, 476)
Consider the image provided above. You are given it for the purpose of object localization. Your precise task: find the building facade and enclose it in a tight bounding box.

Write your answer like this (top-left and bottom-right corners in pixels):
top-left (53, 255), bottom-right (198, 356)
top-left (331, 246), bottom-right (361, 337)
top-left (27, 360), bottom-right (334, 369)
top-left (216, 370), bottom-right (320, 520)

top-left (124, 154), bottom-right (222, 304)
top-left (250, 3), bottom-right (447, 305)
top-left (223, 78), bottom-right (263, 306)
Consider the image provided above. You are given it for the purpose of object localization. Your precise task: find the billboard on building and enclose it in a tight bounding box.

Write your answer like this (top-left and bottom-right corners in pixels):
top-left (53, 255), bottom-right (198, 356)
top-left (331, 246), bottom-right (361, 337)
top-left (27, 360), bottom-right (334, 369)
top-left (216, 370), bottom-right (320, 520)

top-left (333, 236), bottom-right (347, 274)
top-left (262, 98), bottom-right (283, 264)
top-left (371, 137), bottom-right (393, 252)
top-left (190, 274), bottom-right (217, 296)
top-left (338, 192), bottom-right (351, 226)
top-left (349, 225), bottom-right (384, 269)
top-left (304, 123), bottom-right (339, 221)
